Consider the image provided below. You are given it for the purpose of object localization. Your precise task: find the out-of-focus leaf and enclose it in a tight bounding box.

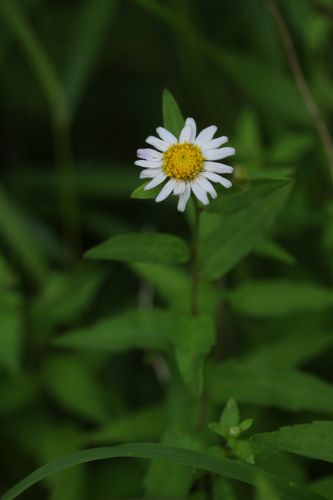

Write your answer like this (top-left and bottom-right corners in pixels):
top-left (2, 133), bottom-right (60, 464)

top-left (206, 360), bottom-right (333, 415)
top-left (171, 314), bottom-right (215, 397)
top-left (144, 427), bottom-right (204, 498)
top-left (199, 180), bottom-right (292, 280)
top-left (244, 331), bottom-right (333, 369)
top-left (85, 405), bottom-right (167, 444)
top-left (233, 440), bottom-right (255, 465)
top-left (130, 182), bottom-right (161, 200)
top-left (270, 133), bottom-right (314, 163)
top-left (0, 185), bottom-right (47, 284)
top-left (311, 475), bottom-right (333, 500)
top-left (53, 309), bottom-right (172, 353)
top-left (256, 476), bottom-right (280, 500)
top-left (1, 442), bottom-right (324, 500)
top-left (85, 233), bottom-right (190, 265)
top-left (0, 374), bottom-right (37, 416)
top-left (65, 0), bottom-right (118, 116)
top-left (31, 266), bottom-right (104, 331)
top-left (253, 238), bottom-right (296, 265)
top-left (43, 353), bottom-right (107, 423)
top-left (162, 88), bottom-right (185, 136)
top-left (0, 290), bottom-right (22, 375)
top-left (0, 252), bottom-right (17, 287)
top-left (228, 280), bottom-right (333, 317)
top-left (253, 422), bottom-right (333, 464)
top-left (213, 478), bottom-right (238, 500)
top-left (131, 262), bottom-right (219, 315)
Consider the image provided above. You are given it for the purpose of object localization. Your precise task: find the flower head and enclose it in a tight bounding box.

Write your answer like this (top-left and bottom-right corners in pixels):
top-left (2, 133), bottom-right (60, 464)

top-left (135, 118), bottom-right (235, 212)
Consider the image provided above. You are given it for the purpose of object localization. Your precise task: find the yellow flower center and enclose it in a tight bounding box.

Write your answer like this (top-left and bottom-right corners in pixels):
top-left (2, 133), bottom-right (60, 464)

top-left (163, 143), bottom-right (204, 181)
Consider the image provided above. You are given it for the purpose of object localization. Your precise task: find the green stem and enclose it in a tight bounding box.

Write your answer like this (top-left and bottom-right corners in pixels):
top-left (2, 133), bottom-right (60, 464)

top-left (191, 200), bottom-right (201, 316)
top-left (0, 0), bottom-right (81, 254)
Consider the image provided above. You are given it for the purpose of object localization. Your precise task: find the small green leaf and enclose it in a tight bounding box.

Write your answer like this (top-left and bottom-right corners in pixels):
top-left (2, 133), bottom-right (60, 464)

top-left (220, 398), bottom-right (240, 429)
top-left (240, 419), bottom-right (254, 433)
top-left (232, 440), bottom-right (255, 465)
top-left (130, 182), bottom-right (160, 200)
top-left (85, 233), bottom-right (190, 264)
top-left (170, 314), bottom-right (215, 397)
top-left (162, 89), bottom-right (185, 136)
top-left (252, 422), bottom-right (333, 464)
top-left (253, 238), bottom-right (296, 265)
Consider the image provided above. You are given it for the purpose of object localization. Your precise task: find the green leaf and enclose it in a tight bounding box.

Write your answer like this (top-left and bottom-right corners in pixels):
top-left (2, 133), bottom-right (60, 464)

top-left (220, 398), bottom-right (240, 429)
top-left (228, 280), bottom-right (333, 317)
top-left (252, 422), bottom-right (333, 464)
top-left (240, 419), bottom-right (254, 433)
top-left (53, 308), bottom-right (172, 353)
top-left (171, 314), bottom-right (215, 397)
top-left (253, 238), bottom-right (296, 265)
top-left (144, 427), bottom-right (203, 498)
top-left (84, 405), bottom-right (167, 444)
top-left (31, 266), bottom-right (104, 332)
top-left (65, 0), bottom-right (117, 116)
top-left (199, 180), bottom-right (292, 280)
top-left (162, 89), bottom-right (185, 136)
top-left (0, 185), bottom-right (47, 285)
top-left (0, 290), bottom-right (22, 375)
top-left (130, 182), bottom-right (161, 200)
top-left (206, 360), bottom-right (333, 415)
top-left (244, 330), bottom-right (333, 369)
top-left (43, 354), bottom-right (107, 423)
top-left (213, 478), bottom-right (238, 500)
top-left (0, 443), bottom-right (324, 500)
top-left (85, 233), bottom-right (190, 265)
top-left (131, 262), bottom-right (219, 315)
top-left (232, 440), bottom-right (255, 465)
top-left (256, 476), bottom-right (281, 500)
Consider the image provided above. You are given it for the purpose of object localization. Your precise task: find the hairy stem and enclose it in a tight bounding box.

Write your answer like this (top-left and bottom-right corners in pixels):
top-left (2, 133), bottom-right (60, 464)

top-left (267, 0), bottom-right (333, 186)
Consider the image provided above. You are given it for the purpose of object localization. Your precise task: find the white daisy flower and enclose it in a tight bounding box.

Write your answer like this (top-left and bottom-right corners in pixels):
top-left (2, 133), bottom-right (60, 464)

top-left (135, 118), bottom-right (235, 212)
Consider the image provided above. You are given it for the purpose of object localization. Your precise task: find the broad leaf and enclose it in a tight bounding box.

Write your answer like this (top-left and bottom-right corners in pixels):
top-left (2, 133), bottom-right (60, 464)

top-left (253, 422), bottom-right (333, 464)
top-left (85, 233), bottom-right (190, 264)
top-left (131, 182), bottom-right (160, 200)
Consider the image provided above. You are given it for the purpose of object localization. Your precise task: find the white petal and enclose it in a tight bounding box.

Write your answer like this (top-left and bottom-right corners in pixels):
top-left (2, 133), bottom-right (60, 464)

top-left (202, 136), bottom-right (228, 152)
top-left (179, 125), bottom-right (192, 143)
top-left (146, 136), bottom-right (169, 152)
top-left (205, 147), bottom-right (235, 161)
top-left (204, 162), bottom-right (234, 174)
top-left (173, 181), bottom-right (186, 195)
top-left (177, 182), bottom-right (191, 212)
top-left (137, 148), bottom-right (162, 161)
top-left (144, 174), bottom-right (167, 190)
top-left (135, 159), bottom-right (162, 168)
top-left (156, 179), bottom-right (177, 202)
top-left (195, 125), bottom-right (217, 146)
top-left (202, 171), bottom-right (232, 188)
top-left (190, 180), bottom-right (209, 205)
top-left (156, 127), bottom-right (177, 145)
top-left (196, 174), bottom-right (217, 199)
top-left (140, 168), bottom-right (163, 179)
top-left (185, 117), bottom-right (197, 142)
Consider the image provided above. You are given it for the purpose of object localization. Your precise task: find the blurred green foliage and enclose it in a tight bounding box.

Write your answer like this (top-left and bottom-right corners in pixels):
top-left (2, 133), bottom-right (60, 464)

top-left (1, 0), bottom-right (333, 498)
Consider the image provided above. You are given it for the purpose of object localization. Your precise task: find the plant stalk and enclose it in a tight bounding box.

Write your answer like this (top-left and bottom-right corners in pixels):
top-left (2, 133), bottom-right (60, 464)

top-left (191, 200), bottom-right (201, 316)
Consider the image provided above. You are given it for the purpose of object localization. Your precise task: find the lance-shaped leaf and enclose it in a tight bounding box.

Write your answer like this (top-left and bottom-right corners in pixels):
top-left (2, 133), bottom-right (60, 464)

top-left (85, 233), bottom-right (190, 264)
top-left (162, 88), bottom-right (185, 136)
top-left (199, 179), bottom-right (292, 280)
top-left (252, 422), bottom-right (333, 464)
top-left (170, 314), bottom-right (215, 397)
